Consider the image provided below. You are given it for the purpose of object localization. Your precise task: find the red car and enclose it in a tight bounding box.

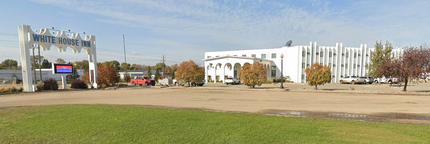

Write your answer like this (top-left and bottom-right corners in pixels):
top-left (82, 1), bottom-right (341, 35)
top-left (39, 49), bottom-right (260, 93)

top-left (130, 76), bottom-right (155, 86)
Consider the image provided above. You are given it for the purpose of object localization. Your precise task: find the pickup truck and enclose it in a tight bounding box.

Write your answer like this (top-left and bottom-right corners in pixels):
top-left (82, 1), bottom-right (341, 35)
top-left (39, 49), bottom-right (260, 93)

top-left (374, 77), bottom-right (399, 84)
top-left (130, 76), bottom-right (155, 86)
top-left (339, 76), bottom-right (366, 84)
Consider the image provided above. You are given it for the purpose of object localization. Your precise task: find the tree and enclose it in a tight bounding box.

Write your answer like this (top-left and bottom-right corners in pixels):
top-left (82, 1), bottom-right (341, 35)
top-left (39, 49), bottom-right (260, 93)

top-left (73, 60), bottom-right (89, 71)
top-left (305, 62), bottom-right (331, 90)
top-left (146, 65), bottom-right (152, 78)
top-left (81, 65), bottom-right (119, 87)
top-left (175, 60), bottom-right (205, 86)
top-left (366, 41), bottom-right (393, 77)
top-left (238, 62), bottom-right (267, 88)
top-left (55, 58), bottom-right (66, 64)
top-left (0, 59), bottom-right (18, 69)
top-left (30, 55), bottom-right (44, 69)
top-left (129, 64), bottom-right (147, 70)
top-left (154, 69), bottom-right (161, 83)
top-left (120, 62), bottom-right (131, 70)
top-left (99, 60), bottom-right (120, 70)
top-left (377, 45), bottom-right (430, 91)
top-left (41, 59), bottom-right (51, 68)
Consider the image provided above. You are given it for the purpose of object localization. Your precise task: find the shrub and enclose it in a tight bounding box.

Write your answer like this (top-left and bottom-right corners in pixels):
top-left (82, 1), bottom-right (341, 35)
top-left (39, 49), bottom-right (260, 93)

top-left (42, 78), bottom-right (59, 90)
top-left (10, 87), bottom-right (17, 92)
top-left (18, 88), bottom-right (23, 92)
top-left (81, 65), bottom-right (120, 87)
top-left (71, 80), bottom-right (88, 89)
top-left (0, 87), bottom-right (23, 93)
top-left (0, 88), bottom-right (8, 93)
top-left (36, 82), bottom-right (44, 91)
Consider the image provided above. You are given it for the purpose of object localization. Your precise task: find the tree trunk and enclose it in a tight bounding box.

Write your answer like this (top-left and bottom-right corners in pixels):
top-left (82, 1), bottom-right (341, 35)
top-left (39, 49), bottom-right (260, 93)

top-left (315, 85), bottom-right (318, 90)
top-left (252, 85), bottom-right (255, 88)
top-left (403, 77), bottom-right (408, 91)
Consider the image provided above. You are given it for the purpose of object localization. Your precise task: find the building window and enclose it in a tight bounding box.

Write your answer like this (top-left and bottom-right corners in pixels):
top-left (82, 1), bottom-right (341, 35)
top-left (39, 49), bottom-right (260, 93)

top-left (251, 54), bottom-right (256, 58)
top-left (345, 64), bottom-right (348, 68)
top-left (302, 74), bottom-right (305, 80)
top-left (207, 56), bottom-right (211, 59)
top-left (320, 51), bottom-right (323, 57)
top-left (261, 54), bottom-right (266, 59)
top-left (242, 54), bottom-right (246, 57)
top-left (271, 66), bottom-right (276, 78)
top-left (302, 63), bottom-right (305, 68)
top-left (353, 64), bottom-right (356, 69)
top-left (302, 51), bottom-right (305, 57)
top-left (329, 63), bottom-right (332, 68)
top-left (271, 53), bottom-right (276, 58)
top-left (346, 52), bottom-right (349, 58)
top-left (354, 53), bottom-right (357, 58)
top-left (329, 52), bottom-right (332, 57)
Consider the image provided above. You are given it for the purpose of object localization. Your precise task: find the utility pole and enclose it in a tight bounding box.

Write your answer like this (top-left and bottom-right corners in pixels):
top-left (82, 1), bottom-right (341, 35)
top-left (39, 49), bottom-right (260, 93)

top-left (38, 44), bottom-right (42, 82)
top-left (123, 34), bottom-right (128, 81)
top-left (161, 55), bottom-right (166, 78)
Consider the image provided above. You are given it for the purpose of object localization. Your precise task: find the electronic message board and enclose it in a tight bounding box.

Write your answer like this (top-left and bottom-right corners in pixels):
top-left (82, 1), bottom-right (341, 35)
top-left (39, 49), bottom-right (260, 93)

top-left (53, 64), bottom-right (73, 74)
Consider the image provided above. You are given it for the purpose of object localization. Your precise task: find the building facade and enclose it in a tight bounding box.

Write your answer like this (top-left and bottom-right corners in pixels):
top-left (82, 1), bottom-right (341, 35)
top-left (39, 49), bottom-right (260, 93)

top-left (204, 42), bottom-right (403, 83)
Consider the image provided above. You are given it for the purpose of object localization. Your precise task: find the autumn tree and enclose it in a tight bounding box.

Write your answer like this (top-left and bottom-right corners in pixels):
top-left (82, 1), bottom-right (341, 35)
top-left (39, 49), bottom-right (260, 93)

top-left (238, 62), bottom-right (267, 88)
top-left (366, 41), bottom-right (393, 77)
top-left (81, 65), bottom-right (119, 87)
top-left (175, 60), bottom-right (204, 86)
top-left (377, 45), bottom-right (430, 91)
top-left (305, 62), bottom-right (331, 90)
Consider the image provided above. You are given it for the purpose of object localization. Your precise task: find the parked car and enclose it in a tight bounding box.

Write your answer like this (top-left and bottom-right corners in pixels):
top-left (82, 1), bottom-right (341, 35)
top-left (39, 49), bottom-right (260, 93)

top-left (191, 80), bottom-right (205, 86)
top-left (225, 77), bottom-right (240, 85)
top-left (339, 76), bottom-right (366, 84)
top-left (374, 76), bottom-right (399, 84)
top-left (130, 76), bottom-right (155, 86)
top-left (361, 77), bottom-right (374, 84)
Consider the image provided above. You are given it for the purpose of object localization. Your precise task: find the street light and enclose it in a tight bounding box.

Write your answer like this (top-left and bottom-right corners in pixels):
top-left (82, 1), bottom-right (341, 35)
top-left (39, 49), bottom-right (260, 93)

top-left (280, 53), bottom-right (284, 89)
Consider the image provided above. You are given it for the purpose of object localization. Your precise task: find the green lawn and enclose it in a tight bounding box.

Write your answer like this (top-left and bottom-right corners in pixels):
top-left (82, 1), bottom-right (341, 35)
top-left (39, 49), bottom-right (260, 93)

top-left (0, 105), bottom-right (429, 143)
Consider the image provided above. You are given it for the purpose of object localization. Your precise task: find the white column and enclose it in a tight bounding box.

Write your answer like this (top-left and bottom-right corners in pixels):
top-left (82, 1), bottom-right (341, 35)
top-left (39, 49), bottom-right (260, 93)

top-left (18, 25), bottom-right (34, 92)
top-left (221, 64), bottom-right (225, 83)
top-left (61, 75), bottom-right (67, 89)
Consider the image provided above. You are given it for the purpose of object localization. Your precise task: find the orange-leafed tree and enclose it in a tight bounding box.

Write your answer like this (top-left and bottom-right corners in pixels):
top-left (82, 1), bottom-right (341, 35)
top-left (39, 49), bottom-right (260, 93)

top-left (175, 60), bottom-right (205, 86)
top-left (305, 62), bottom-right (331, 90)
top-left (238, 62), bottom-right (267, 88)
top-left (81, 65), bottom-right (119, 87)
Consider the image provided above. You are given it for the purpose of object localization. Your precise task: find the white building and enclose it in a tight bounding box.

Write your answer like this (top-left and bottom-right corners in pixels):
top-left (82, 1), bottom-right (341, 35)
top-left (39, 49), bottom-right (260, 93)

top-left (204, 42), bottom-right (403, 83)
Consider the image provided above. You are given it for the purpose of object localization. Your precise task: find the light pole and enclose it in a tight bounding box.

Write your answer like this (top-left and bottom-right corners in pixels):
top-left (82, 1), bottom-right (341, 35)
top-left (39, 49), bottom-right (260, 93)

top-left (280, 53), bottom-right (284, 89)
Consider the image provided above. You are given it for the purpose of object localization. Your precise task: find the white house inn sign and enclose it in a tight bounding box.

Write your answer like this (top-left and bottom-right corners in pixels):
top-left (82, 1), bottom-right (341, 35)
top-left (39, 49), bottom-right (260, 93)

top-left (18, 25), bottom-right (98, 92)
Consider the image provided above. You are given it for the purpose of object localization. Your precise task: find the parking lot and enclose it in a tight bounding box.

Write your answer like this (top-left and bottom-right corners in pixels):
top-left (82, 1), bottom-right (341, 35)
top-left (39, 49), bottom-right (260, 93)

top-left (201, 82), bottom-right (430, 94)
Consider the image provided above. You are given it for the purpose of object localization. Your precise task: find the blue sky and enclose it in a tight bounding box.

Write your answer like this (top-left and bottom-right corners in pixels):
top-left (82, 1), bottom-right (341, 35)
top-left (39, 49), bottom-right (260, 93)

top-left (1, 0), bottom-right (429, 66)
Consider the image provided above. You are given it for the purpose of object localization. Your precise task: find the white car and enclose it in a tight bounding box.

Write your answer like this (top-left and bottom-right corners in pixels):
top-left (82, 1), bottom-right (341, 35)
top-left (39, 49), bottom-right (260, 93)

top-left (225, 78), bottom-right (240, 85)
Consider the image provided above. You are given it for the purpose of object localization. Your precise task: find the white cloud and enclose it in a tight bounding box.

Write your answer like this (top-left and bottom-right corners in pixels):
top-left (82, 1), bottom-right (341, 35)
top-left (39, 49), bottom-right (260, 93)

top-left (24, 0), bottom-right (430, 65)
